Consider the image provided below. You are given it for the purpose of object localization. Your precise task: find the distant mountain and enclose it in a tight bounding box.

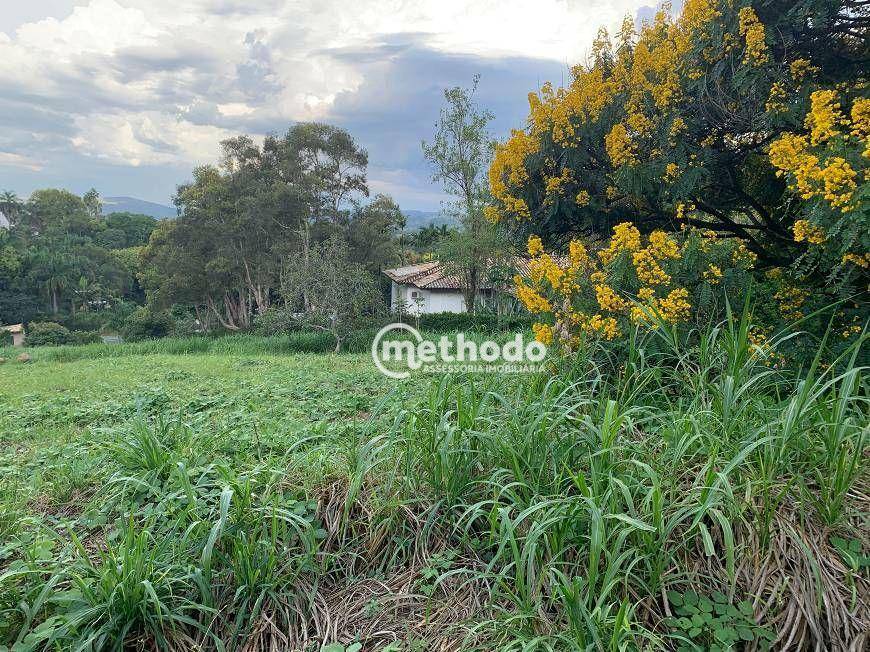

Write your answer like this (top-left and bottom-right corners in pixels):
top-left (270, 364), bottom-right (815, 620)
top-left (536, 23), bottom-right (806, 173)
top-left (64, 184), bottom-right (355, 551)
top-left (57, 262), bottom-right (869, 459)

top-left (102, 196), bottom-right (176, 219)
top-left (403, 209), bottom-right (456, 230)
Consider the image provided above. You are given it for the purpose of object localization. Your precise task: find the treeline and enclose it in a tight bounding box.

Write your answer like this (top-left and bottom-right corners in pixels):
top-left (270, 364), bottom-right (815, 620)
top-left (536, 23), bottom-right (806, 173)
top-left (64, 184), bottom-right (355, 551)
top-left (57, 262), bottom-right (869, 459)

top-left (0, 123), bottom-right (467, 345)
top-left (0, 188), bottom-right (157, 325)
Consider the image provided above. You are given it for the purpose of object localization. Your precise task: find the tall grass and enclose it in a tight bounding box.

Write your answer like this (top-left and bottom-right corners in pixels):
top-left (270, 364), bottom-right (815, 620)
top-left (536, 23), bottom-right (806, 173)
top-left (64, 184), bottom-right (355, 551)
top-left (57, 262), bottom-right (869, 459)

top-left (0, 313), bottom-right (866, 650)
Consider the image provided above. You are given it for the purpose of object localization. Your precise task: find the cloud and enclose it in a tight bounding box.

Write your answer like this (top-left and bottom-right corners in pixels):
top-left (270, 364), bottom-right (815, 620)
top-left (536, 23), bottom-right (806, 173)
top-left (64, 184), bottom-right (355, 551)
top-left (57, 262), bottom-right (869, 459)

top-left (0, 0), bottom-right (654, 207)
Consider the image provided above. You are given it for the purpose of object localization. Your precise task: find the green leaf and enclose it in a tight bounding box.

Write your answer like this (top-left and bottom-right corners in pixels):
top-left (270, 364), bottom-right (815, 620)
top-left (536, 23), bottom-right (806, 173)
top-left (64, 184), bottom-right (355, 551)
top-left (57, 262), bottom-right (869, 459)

top-left (668, 590), bottom-right (684, 606)
top-left (699, 598), bottom-right (713, 612)
top-left (684, 590), bottom-right (698, 606)
top-left (712, 590), bottom-right (728, 604)
top-left (738, 600), bottom-right (754, 615)
top-left (738, 627), bottom-right (755, 641)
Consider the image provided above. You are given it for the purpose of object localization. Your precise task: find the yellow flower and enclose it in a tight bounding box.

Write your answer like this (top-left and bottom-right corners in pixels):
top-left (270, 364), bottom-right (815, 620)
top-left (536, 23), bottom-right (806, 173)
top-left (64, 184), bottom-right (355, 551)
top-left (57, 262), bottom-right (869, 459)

top-left (633, 249), bottom-right (671, 286)
top-left (805, 90), bottom-right (844, 146)
top-left (568, 239), bottom-right (590, 269)
top-left (789, 58), bottom-right (814, 81)
top-left (483, 205), bottom-right (500, 223)
top-left (575, 190), bottom-right (591, 206)
top-left (842, 252), bottom-right (869, 268)
top-left (663, 162), bottom-right (680, 181)
top-left (765, 82), bottom-right (787, 113)
top-left (532, 322), bottom-right (554, 345)
top-left (599, 222), bottom-right (641, 264)
top-left (527, 234), bottom-right (544, 257)
top-left (595, 284), bottom-right (628, 312)
top-left (792, 219), bottom-right (826, 244)
top-left (648, 230), bottom-right (680, 259)
top-left (514, 276), bottom-right (552, 314)
top-left (638, 287), bottom-right (655, 301)
top-left (731, 241), bottom-right (757, 268)
top-left (738, 7), bottom-right (769, 65)
top-left (605, 123), bottom-right (637, 167)
top-left (704, 264), bottom-right (722, 284)
top-left (586, 313), bottom-right (620, 340)
top-left (656, 287), bottom-right (691, 323)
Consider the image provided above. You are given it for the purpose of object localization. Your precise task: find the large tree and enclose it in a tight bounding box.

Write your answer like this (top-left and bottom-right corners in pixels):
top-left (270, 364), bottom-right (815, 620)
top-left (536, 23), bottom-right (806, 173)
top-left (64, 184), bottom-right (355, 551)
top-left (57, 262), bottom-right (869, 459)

top-left (487, 0), bottom-right (868, 273)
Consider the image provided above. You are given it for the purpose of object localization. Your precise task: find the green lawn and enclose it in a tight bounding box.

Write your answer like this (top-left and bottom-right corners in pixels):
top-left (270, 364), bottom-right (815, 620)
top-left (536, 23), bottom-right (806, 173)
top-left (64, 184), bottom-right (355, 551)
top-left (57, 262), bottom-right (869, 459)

top-left (0, 352), bottom-right (414, 511)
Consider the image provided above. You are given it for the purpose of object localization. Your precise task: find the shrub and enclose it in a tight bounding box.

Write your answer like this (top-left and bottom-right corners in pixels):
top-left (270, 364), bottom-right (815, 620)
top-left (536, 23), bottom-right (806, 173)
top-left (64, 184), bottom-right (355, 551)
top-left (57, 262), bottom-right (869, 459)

top-left (252, 307), bottom-right (304, 335)
top-left (0, 330), bottom-right (12, 347)
top-left (122, 309), bottom-right (175, 342)
top-left (26, 322), bottom-right (75, 347)
top-left (72, 330), bottom-right (102, 345)
top-left (399, 311), bottom-right (535, 333)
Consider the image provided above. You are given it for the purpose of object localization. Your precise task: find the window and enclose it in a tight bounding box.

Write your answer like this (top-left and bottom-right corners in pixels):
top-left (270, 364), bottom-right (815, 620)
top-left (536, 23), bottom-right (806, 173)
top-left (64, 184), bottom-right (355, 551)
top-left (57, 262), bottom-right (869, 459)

top-left (411, 291), bottom-right (418, 298)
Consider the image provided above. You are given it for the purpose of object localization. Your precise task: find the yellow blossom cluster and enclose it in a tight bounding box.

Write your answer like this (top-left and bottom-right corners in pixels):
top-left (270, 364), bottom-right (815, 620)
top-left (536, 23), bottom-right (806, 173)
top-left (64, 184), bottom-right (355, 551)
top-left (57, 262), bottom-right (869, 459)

top-left (514, 276), bottom-right (551, 314)
top-left (575, 190), bottom-right (591, 206)
top-left (842, 252), bottom-right (869, 268)
top-left (544, 168), bottom-right (574, 201)
top-left (663, 162), bottom-right (680, 181)
top-left (532, 322), bottom-right (554, 345)
top-left (773, 285), bottom-right (809, 321)
top-left (656, 288), bottom-right (692, 323)
top-left (765, 82), bottom-right (787, 113)
top-left (770, 98), bottom-right (860, 214)
top-left (595, 284), bottom-right (628, 312)
top-left (789, 58), bottom-right (814, 81)
top-left (792, 219), bottom-right (826, 244)
top-left (806, 90), bottom-right (844, 146)
top-left (489, 129), bottom-right (538, 220)
top-left (738, 7), bottom-right (768, 65)
top-left (598, 222), bottom-right (641, 264)
top-left (704, 264), bottom-right (723, 284)
top-left (605, 123), bottom-right (637, 167)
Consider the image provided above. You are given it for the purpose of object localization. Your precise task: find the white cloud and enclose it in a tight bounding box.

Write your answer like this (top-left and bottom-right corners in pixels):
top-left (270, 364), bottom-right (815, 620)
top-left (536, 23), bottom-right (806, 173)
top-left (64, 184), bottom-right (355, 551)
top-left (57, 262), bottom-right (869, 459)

top-left (0, 0), bottom-right (653, 203)
top-left (0, 152), bottom-right (44, 172)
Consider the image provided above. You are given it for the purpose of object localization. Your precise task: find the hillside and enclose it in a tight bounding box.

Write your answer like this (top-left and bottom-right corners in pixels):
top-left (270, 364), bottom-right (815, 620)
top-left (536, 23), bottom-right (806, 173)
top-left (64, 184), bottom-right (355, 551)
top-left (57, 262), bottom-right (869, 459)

top-left (101, 196), bottom-right (176, 219)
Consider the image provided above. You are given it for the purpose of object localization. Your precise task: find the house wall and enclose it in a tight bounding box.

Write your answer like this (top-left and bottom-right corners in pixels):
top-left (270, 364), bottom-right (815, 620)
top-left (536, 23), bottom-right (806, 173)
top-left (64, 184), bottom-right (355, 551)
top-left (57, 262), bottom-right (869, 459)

top-left (390, 282), bottom-right (470, 315)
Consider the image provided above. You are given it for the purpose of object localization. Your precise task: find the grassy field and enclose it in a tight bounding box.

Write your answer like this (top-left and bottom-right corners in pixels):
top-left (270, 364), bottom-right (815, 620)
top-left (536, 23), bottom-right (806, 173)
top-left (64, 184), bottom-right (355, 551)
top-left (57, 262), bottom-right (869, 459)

top-left (0, 323), bottom-right (867, 651)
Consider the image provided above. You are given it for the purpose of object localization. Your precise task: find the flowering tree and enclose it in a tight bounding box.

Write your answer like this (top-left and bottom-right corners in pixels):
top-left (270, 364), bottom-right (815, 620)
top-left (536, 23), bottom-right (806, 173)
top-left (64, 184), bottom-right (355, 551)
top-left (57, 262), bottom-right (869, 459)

top-left (486, 0), bottom-right (867, 273)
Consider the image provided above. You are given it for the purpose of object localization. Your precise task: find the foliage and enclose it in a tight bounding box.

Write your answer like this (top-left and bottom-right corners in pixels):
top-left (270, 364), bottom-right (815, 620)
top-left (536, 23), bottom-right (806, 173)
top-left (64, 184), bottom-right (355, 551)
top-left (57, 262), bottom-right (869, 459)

top-left (423, 76), bottom-right (509, 312)
top-left (0, 317), bottom-right (865, 650)
top-left (487, 0), bottom-right (867, 279)
top-left (25, 321), bottom-right (74, 347)
top-left (281, 236), bottom-right (383, 352)
top-left (665, 590), bottom-right (774, 651)
top-left (121, 308), bottom-right (175, 342)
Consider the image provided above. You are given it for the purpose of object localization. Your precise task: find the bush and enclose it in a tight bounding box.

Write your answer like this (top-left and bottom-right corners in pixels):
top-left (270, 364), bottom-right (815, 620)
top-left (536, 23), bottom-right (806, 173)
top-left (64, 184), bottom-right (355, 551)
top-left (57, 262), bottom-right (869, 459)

top-left (72, 330), bottom-right (102, 345)
top-left (399, 311), bottom-right (534, 334)
top-left (60, 312), bottom-right (107, 332)
top-left (26, 322), bottom-right (74, 347)
top-left (252, 307), bottom-right (304, 335)
top-left (0, 330), bottom-right (11, 347)
top-left (121, 309), bottom-right (175, 341)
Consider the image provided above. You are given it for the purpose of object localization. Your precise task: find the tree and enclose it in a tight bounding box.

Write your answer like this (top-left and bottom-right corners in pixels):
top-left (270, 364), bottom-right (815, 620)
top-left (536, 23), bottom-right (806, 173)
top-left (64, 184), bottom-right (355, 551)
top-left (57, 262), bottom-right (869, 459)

top-left (423, 76), bottom-right (506, 313)
top-left (0, 191), bottom-right (24, 227)
top-left (266, 123), bottom-right (369, 308)
top-left (487, 0), bottom-right (867, 273)
top-left (346, 194), bottom-right (405, 274)
top-left (281, 236), bottom-right (383, 352)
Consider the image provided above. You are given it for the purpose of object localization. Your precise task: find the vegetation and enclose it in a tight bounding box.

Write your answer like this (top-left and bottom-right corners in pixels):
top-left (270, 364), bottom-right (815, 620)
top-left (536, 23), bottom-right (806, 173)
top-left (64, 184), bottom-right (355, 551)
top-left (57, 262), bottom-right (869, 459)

top-left (0, 1), bottom-right (866, 650)
top-left (1, 316), bottom-right (866, 650)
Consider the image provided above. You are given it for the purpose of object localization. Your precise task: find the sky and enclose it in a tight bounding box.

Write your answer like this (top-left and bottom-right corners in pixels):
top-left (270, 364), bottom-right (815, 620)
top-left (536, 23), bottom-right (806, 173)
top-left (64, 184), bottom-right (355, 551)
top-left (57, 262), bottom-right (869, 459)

top-left (0, 0), bottom-right (666, 211)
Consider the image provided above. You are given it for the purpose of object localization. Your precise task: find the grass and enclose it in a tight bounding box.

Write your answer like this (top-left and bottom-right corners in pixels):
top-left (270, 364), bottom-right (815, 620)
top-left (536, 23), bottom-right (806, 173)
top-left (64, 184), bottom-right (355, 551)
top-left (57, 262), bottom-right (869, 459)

top-left (0, 319), bottom-right (866, 651)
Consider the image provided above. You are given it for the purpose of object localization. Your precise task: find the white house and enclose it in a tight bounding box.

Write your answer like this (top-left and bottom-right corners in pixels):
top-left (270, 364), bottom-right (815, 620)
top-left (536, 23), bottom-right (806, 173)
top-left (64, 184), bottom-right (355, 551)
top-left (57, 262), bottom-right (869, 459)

top-left (384, 262), bottom-right (469, 314)
top-left (1, 324), bottom-right (25, 347)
